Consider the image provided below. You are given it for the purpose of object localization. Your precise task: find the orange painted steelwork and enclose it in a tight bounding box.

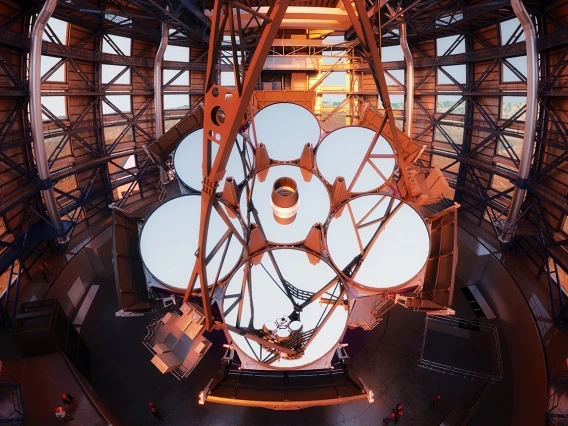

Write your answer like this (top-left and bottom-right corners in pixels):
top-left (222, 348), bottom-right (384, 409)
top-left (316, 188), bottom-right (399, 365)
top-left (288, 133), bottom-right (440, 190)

top-left (183, 0), bottom-right (290, 330)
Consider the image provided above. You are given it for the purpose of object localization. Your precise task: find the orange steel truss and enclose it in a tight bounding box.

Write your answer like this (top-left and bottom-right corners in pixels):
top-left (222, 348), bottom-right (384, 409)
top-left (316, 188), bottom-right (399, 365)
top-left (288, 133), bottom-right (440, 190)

top-left (181, 0), bottom-right (443, 330)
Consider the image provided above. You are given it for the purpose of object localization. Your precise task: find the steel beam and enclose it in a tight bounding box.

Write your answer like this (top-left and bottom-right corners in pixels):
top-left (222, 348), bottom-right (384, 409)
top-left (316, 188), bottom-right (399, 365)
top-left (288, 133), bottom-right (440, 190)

top-left (183, 0), bottom-right (290, 330)
top-left (500, 0), bottom-right (538, 244)
top-left (29, 0), bottom-right (65, 240)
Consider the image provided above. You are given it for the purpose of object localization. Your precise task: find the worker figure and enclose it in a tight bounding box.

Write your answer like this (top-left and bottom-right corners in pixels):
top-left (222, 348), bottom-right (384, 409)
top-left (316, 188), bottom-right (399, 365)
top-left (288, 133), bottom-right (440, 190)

top-left (431, 395), bottom-right (441, 407)
top-left (62, 393), bottom-right (78, 410)
top-left (393, 404), bottom-right (403, 423)
top-left (384, 404), bottom-right (404, 424)
top-left (39, 264), bottom-right (49, 283)
top-left (148, 401), bottom-right (163, 420)
top-left (55, 406), bottom-right (73, 422)
top-left (44, 262), bottom-right (53, 280)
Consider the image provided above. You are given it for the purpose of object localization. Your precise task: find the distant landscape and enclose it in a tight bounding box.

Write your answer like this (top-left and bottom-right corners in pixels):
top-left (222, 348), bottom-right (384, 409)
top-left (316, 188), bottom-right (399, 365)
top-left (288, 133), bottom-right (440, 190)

top-left (501, 101), bottom-right (526, 120)
top-left (167, 104), bottom-right (191, 110)
top-left (321, 100), bottom-right (343, 108)
top-left (437, 100), bottom-right (466, 115)
top-left (321, 100), bottom-right (525, 120)
top-left (435, 125), bottom-right (464, 146)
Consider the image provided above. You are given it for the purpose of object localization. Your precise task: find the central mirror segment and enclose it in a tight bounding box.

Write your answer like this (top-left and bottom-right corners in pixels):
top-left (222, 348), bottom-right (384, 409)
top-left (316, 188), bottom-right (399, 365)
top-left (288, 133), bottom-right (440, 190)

top-left (270, 177), bottom-right (300, 225)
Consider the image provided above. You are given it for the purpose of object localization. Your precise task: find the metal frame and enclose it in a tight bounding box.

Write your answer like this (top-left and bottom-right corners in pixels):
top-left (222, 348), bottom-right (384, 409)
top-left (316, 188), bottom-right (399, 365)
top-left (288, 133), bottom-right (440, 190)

top-left (373, 2), bottom-right (568, 327)
top-left (0, 1), bottom-right (173, 309)
top-left (201, 354), bottom-right (371, 409)
top-left (178, 135), bottom-right (446, 369)
top-left (546, 371), bottom-right (568, 424)
top-left (219, 245), bottom-right (347, 367)
top-left (499, 0), bottom-right (539, 244)
top-left (181, 0), bottom-right (291, 329)
top-left (0, 374), bottom-right (26, 424)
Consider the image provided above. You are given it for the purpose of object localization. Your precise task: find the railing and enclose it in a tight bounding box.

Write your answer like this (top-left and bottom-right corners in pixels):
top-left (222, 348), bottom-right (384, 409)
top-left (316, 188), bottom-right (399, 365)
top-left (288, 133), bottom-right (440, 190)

top-left (419, 359), bottom-right (497, 380)
top-left (546, 371), bottom-right (568, 422)
top-left (320, 58), bottom-right (364, 71)
top-left (0, 374), bottom-right (25, 424)
top-left (420, 315), bottom-right (504, 381)
top-left (283, 280), bottom-right (314, 301)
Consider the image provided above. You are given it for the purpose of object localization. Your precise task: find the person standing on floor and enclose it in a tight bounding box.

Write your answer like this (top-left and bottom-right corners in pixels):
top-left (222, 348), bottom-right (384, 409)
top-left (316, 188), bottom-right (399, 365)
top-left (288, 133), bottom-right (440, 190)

top-left (39, 264), bottom-right (49, 283)
top-left (43, 261), bottom-right (53, 278)
top-left (431, 395), bottom-right (441, 407)
top-left (384, 403), bottom-right (404, 424)
top-left (55, 406), bottom-right (73, 422)
top-left (393, 404), bottom-right (403, 424)
top-left (62, 393), bottom-right (78, 410)
top-left (148, 401), bottom-right (163, 420)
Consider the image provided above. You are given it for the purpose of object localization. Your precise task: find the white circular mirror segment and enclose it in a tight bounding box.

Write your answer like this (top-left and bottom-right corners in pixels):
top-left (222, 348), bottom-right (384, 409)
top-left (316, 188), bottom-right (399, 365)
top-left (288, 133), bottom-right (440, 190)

top-left (327, 194), bottom-right (430, 290)
top-left (250, 103), bottom-right (321, 161)
top-left (174, 128), bottom-right (246, 191)
top-left (316, 126), bottom-right (396, 193)
top-left (223, 249), bottom-right (348, 369)
top-left (240, 166), bottom-right (330, 243)
top-left (140, 195), bottom-right (243, 290)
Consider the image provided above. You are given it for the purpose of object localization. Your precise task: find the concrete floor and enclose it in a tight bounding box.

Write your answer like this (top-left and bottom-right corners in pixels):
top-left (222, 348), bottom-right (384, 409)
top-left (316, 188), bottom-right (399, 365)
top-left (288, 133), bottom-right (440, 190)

top-left (73, 273), bottom-right (511, 426)
top-left (0, 334), bottom-right (105, 426)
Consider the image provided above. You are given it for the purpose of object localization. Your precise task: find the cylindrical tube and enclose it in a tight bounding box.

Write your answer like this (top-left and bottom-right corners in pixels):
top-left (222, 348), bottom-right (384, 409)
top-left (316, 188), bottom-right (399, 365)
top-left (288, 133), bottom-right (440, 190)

top-left (263, 320), bottom-right (277, 334)
top-left (500, 0), bottom-right (538, 244)
top-left (154, 21), bottom-right (168, 184)
top-left (275, 327), bottom-right (291, 342)
top-left (30, 0), bottom-right (64, 238)
top-left (400, 21), bottom-right (414, 138)
top-left (288, 321), bottom-right (303, 334)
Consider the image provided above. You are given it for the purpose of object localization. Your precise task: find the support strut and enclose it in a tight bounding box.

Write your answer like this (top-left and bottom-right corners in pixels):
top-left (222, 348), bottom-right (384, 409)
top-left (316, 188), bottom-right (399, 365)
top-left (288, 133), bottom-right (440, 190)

top-left (29, 0), bottom-right (65, 239)
top-left (500, 0), bottom-right (538, 244)
top-left (183, 0), bottom-right (290, 330)
top-left (400, 21), bottom-right (414, 138)
top-left (154, 20), bottom-right (168, 184)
